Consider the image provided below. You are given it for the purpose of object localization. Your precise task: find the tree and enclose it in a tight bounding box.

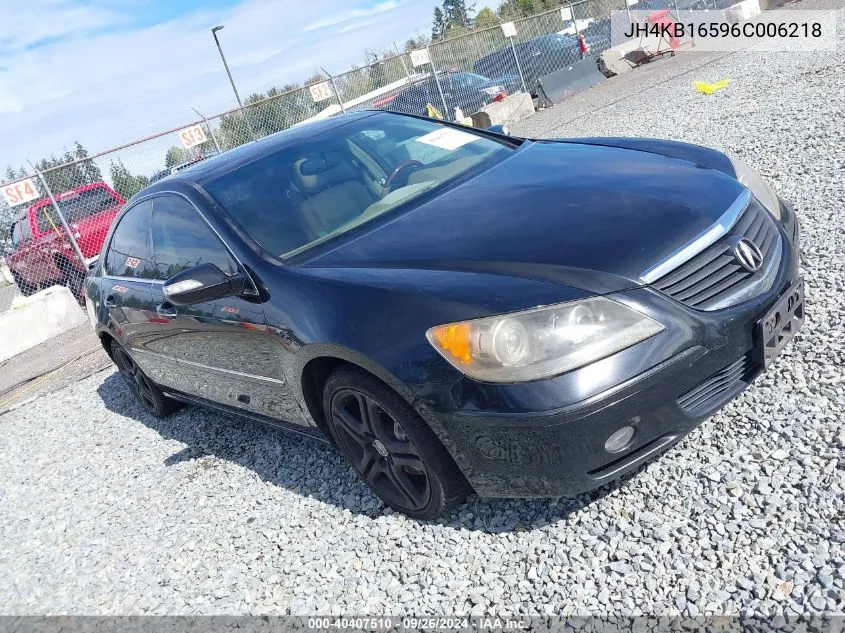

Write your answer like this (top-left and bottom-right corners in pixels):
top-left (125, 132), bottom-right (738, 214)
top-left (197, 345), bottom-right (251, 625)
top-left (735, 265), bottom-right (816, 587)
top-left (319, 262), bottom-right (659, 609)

top-left (432, 6), bottom-right (447, 40)
top-left (497, 0), bottom-right (560, 19)
top-left (404, 32), bottom-right (431, 51)
top-left (109, 160), bottom-right (149, 200)
top-left (32, 141), bottom-right (103, 195)
top-left (443, 0), bottom-right (475, 29)
top-left (164, 145), bottom-right (192, 169)
top-left (474, 6), bottom-right (500, 28)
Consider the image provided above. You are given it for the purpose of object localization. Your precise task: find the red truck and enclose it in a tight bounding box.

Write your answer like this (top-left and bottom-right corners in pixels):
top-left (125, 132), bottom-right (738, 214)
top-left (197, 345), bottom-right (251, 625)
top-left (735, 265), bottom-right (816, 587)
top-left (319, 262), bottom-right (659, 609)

top-left (6, 182), bottom-right (125, 303)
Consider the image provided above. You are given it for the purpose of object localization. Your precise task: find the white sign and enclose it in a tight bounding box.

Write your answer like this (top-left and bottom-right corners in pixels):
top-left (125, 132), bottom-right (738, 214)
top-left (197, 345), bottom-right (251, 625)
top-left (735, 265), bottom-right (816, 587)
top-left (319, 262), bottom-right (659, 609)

top-left (1, 178), bottom-right (40, 207)
top-left (560, 6), bottom-right (572, 21)
top-left (178, 124), bottom-right (208, 149)
top-left (626, 0), bottom-right (639, 5)
top-left (410, 48), bottom-right (431, 67)
top-left (415, 128), bottom-right (478, 151)
top-left (309, 81), bottom-right (333, 103)
top-left (501, 21), bottom-right (517, 37)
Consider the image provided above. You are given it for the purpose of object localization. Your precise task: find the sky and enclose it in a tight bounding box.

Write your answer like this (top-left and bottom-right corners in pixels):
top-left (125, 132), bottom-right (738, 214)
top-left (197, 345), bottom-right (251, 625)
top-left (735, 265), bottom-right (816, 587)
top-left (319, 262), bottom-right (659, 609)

top-left (0, 0), bottom-right (441, 176)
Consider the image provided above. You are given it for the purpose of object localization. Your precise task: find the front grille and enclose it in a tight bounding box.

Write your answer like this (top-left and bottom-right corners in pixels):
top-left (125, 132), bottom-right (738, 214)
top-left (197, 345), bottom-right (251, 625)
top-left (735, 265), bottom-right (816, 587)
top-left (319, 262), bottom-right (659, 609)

top-left (652, 200), bottom-right (782, 310)
top-left (677, 355), bottom-right (755, 416)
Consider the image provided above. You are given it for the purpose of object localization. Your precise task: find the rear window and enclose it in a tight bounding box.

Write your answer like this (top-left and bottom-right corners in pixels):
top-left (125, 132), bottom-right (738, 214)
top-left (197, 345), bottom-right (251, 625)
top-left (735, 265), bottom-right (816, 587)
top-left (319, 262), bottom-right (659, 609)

top-left (55, 186), bottom-right (121, 223)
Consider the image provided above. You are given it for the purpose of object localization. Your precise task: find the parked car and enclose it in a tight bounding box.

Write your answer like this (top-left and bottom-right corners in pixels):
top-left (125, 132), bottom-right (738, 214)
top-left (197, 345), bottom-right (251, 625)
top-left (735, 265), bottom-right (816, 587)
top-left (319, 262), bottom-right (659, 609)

top-left (149, 150), bottom-right (221, 184)
top-left (473, 32), bottom-right (610, 95)
top-left (87, 111), bottom-right (803, 520)
top-left (373, 71), bottom-right (522, 119)
top-left (7, 182), bottom-right (124, 302)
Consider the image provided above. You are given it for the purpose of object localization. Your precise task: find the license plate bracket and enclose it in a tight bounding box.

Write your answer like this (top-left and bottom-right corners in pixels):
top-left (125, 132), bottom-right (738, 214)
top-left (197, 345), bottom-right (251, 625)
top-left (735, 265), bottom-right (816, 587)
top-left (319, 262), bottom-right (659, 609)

top-left (755, 279), bottom-right (804, 369)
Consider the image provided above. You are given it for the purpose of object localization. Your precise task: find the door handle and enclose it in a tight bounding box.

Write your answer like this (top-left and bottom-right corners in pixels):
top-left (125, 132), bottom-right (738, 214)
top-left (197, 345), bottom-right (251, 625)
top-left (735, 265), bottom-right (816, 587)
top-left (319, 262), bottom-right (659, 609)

top-left (103, 295), bottom-right (117, 308)
top-left (156, 303), bottom-right (178, 318)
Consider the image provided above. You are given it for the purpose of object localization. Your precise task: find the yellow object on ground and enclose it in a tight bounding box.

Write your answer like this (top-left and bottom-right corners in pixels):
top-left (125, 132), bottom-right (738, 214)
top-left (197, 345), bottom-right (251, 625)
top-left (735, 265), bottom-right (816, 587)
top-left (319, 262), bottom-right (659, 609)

top-left (426, 103), bottom-right (444, 119)
top-left (693, 79), bottom-right (730, 95)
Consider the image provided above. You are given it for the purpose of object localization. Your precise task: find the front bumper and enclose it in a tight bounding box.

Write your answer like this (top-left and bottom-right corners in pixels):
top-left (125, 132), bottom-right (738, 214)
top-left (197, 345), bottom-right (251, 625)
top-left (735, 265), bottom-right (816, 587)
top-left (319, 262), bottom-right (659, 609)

top-left (414, 200), bottom-right (802, 498)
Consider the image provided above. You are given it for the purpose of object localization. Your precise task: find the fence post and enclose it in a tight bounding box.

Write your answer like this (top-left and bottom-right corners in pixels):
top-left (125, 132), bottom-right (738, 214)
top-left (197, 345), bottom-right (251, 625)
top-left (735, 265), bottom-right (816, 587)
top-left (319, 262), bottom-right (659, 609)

top-left (320, 67), bottom-right (346, 113)
top-left (394, 42), bottom-right (412, 79)
top-left (567, 2), bottom-right (585, 59)
top-left (27, 162), bottom-right (87, 270)
top-left (428, 48), bottom-right (451, 120)
top-left (191, 108), bottom-right (221, 153)
top-left (508, 37), bottom-right (529, 94)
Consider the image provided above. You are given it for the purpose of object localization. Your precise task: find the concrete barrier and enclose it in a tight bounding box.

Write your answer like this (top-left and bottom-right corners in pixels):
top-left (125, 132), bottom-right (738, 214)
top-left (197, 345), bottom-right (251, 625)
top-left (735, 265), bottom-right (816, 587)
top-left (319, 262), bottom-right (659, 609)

top-left (538, 58), bottom-right (607, 105)
top-left (0, 285), bottom-right (87, 363)
top-left (470, 92), bottom-right (534, 128)
top-left (726, 0), bottom-right (761, 22)
top-left (0, 259), bottom-right (12, 285)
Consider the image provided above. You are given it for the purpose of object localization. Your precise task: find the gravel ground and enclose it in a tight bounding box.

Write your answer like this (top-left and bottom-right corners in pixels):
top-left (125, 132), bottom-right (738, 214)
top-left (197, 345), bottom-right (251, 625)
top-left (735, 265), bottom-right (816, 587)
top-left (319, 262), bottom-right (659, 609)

top-left (1, 4), bottom-right (843, 617)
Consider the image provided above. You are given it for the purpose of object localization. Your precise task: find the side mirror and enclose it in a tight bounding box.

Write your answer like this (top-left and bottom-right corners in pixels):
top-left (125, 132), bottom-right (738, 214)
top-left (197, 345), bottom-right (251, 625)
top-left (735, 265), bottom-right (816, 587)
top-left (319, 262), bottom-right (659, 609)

top-left (487, 123), bottom-right (510, 136)
top-left (163, 263), bottom-right (245, 307)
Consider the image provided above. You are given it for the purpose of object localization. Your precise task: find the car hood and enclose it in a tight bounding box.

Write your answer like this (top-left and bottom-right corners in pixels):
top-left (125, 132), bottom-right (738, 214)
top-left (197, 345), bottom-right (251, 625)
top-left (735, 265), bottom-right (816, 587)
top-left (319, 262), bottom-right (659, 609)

top-left (307, 140), bottom-right (745, 294)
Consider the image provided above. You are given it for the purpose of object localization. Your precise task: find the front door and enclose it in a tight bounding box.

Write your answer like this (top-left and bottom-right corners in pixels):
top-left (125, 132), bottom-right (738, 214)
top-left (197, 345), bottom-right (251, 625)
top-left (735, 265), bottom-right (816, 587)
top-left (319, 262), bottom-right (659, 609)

top-left (148, 194), bottom-right (298, 420)
top-left (99, 200), bottom-right (179, 385)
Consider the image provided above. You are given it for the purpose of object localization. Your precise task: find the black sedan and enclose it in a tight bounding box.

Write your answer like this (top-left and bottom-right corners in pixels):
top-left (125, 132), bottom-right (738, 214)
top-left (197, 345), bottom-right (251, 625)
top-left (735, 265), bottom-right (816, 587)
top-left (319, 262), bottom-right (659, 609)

top-left (86, 111), bottom-right (803, 520)
top-left (473, 32), bottom-right (610, 95)
top-left (373, 71), bottom-right (523, 119)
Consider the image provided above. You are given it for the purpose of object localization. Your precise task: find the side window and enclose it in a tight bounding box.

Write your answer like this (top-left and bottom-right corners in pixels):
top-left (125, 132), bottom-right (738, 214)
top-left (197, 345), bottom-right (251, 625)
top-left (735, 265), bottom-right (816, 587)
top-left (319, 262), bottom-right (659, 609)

top-left (150, 196), bottom-right (237, 281)
top-left (104, 201), bottom-right (156, 279)
top-left (21, 215), bottom-right (33, 241)
top-left (10, 222), bottom-right (22, 248)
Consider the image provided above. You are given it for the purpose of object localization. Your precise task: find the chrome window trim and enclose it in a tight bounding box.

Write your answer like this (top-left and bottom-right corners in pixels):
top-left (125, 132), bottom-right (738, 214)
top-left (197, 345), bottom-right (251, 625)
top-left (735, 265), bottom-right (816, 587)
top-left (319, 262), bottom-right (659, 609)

top-left (102, 274), bottom-right (163, 285)
top-left (100, 190), bottom-right (260, 293)
top-left (640, 189), bottom-right (752, 284)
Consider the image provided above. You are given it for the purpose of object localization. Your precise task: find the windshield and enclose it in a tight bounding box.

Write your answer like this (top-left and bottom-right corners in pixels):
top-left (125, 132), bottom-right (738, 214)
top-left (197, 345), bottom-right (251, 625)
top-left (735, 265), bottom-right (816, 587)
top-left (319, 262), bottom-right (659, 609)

top-left (204, 115), bottom-right (513, 259)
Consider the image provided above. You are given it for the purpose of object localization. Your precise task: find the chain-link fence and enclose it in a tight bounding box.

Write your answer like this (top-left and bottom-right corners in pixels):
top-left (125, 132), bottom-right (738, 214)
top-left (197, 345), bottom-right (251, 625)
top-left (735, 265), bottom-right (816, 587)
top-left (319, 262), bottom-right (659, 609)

top-left (0, 0), bottom-right (639, 309)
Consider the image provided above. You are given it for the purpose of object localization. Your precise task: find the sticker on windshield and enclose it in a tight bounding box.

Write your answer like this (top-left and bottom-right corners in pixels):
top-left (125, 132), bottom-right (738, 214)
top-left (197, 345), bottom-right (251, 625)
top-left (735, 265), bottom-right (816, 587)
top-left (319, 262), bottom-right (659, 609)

top-left (415, 128), bottom-right (478, 151)
top-left (125, 257), bottom-right (140, 269)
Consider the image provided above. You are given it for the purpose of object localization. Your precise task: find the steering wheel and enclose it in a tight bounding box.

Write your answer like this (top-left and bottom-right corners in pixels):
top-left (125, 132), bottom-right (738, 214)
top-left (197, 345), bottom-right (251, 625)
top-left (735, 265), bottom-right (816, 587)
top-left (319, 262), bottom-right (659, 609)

top-left (383, 160), bottom-right (423, 192)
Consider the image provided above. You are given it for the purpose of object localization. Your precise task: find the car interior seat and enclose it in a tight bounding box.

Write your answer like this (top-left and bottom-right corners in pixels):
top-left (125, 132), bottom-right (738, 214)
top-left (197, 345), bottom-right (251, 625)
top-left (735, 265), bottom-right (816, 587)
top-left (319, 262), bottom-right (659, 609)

top-left (293, 151), bottom-right (377, 238)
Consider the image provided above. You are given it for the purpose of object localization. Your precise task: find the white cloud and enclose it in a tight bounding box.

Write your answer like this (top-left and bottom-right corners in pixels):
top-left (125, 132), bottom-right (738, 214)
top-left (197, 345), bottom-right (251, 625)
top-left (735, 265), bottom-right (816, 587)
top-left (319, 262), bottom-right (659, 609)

top-left (0, 0), bottom-right (438, 176)
top-left (303, 0), bottom-right (404, 32)
top-left (0, 0), bottom-right (125, 53)
top-left (338, 18), bottom-right (380, 35)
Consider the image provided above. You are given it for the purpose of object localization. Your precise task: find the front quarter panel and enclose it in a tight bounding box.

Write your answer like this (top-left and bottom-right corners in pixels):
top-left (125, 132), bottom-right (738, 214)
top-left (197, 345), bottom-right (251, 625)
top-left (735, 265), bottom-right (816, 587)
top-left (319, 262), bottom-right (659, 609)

top-left (260, 263), bottom-right (593, 414)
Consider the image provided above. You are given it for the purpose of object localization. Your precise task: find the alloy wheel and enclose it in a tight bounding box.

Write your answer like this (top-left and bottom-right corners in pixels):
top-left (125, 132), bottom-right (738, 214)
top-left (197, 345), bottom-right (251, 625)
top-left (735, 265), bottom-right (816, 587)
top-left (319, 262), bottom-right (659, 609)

top-left (113, 347), bottom-right (158, 413)
top-left (330, 389), bottom-right (432, 512)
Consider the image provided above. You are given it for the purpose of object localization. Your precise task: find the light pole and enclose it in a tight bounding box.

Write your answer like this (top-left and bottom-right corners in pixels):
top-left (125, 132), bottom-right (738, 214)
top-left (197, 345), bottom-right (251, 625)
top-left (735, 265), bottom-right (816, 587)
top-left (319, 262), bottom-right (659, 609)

top-left (211, 25), bottom-right (256, 139)
top-left (211, 25), bottom-right (243, 107)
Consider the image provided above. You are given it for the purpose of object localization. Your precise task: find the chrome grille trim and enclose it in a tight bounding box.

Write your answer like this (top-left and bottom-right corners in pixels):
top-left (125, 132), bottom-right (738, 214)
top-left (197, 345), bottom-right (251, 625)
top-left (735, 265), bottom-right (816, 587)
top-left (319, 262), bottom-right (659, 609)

top-left (650, 198), bottom-right (784, 311)
top-left (641, 190), bottom-right (752, 284)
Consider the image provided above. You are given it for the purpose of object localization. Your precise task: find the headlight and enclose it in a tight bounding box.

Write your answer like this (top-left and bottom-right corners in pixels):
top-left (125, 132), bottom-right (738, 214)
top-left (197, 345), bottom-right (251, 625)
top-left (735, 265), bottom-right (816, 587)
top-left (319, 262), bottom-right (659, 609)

top-left (728, 156), bottom-right (781, 219)
top-left (482, 85), bottom-right (505, 96)
top-left (426, 297), bottom-right (664, 383)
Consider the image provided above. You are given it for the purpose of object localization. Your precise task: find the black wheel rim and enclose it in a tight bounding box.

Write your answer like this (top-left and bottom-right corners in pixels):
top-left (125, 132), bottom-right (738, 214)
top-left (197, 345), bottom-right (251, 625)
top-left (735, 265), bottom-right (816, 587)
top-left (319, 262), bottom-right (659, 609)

top-left (330, 389), bottom-right (431, 512)
top-left (113, 347), bottom-right (157, 413)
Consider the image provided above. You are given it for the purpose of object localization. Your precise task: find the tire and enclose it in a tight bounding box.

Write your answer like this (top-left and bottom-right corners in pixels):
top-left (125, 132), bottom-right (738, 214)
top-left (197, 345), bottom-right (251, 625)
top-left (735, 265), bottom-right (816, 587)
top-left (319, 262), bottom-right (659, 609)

top-left (111, 340), bottom-right (180, 418)
top-left (10, 270), bottom-right (37, 296)
top-left (322, 365), bottom-right (471, 520)
top-left (56, 256), bottom-right (86, 306)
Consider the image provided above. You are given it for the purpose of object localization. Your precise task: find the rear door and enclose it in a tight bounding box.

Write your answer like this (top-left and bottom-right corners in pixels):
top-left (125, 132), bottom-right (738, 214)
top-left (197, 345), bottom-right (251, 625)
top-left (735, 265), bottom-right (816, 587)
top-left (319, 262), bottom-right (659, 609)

top-left (148, 194), bottom-right (297, 420)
